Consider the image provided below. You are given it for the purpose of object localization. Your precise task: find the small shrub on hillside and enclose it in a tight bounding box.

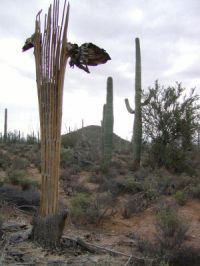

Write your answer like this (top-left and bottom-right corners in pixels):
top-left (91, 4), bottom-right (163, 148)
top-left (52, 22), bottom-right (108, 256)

top-left (70, 192), bottom-right (116, 225)
top-left (0, 151), bottom-right (12, 170)
top-left (11, 157), bottom-right (29, 170)
top-left (20, 178), bottom-right (39, 190)
top-left (121, 176), bottom-right (142, 194)
top-left (133, 202), bottom-right (189, 265)
top-left (174, 191), bottom-right (187, 206)
top-left (70, 193), bottom-right (99, 224)
top-left (155, 203), bottom-right (189, 260)
top-left (187, 184), bottom-right (200, 199)
top-left (122, 193), bottom-right (148, 218)
top-left (7, 169), bottom-right (27, 185)
top-left (60, 147), bottom-right (74, 168)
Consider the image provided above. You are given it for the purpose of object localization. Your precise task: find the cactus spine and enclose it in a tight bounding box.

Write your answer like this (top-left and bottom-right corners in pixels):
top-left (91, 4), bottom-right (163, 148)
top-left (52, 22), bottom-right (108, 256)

top-left (102, 77), bottom-right (114, 171)
top-left (4, 108), bottom-right (7, 142)
top-left (125, 38), bottom-right (152, 169)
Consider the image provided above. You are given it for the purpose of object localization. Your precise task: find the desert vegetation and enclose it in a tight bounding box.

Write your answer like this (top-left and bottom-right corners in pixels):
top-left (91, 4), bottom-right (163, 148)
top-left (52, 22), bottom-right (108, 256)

top-left (0, 0), bottom-right (200, 265)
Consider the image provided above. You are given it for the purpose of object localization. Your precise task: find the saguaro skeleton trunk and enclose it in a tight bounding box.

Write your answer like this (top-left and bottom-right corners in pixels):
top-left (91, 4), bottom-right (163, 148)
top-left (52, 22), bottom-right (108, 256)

top-left (31, 0), bottom-right (69, 246)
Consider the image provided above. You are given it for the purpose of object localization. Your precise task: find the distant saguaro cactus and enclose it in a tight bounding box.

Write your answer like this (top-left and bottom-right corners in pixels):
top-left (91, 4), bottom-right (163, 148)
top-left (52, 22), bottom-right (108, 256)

top-left (4, 108), bottom-right (7, 142)
top-left (101, 77), bottom-right (114, 171)
top-left (125, 38), bottom-right (152, 170)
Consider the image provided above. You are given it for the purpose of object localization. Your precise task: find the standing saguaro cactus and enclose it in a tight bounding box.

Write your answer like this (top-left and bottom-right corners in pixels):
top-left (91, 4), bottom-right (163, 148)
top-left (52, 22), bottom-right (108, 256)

top-left (23, 0), bottom-right (70, 247)
top-left (101, 77), bottom-right (114, 171)
top-left (3, 108), bottom-right (7, 142)
top-left (22, 0), bottom-right (110, 247)
top-left (125, 38), bottom-right (152, 170)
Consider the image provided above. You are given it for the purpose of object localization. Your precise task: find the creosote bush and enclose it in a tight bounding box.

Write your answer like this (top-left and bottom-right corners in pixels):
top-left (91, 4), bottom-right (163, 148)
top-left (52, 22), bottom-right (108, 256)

top-left (6, 169), bottom-right (39, 190)
top-left (155, 202), bottom-right (189, 260)
top-left (70, 192), bottom-right (116, 225)
top-left (133, 202), bottom-right (189, 265)
top-left (70, 193), bottom-right (99, 224)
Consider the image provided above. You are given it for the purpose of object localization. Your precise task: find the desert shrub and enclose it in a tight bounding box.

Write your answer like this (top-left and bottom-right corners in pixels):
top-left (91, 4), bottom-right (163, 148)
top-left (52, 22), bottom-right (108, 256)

top-left (70, 164), bottom-right (81, 174)
top-left (27, 151), bottom-right (41, 170)
top-left (122, 193), bottom-right (149, 218)
top-left (0, 150), bottom-right (12, 170)
top-left (143, 82), bottom-right (200, 174)
top-left (98, 177), bottom-right (119, 194)
top-left (133, 202), bottom-right (189, 265)
top-left (70, 192), bottom-right (116, 225)
top-left (11, 157), bottom-right (29, 170)
top-left (187, 184), bottom-right (200, 199)
top-left (7, 169), bottom-right (27, 185)
top-left (70, 193), bottom-right (99, 224)
top-left (20, 178), bottom-right (39, 190)
top-left (120, 176), bottom-right (142, 194)
top-left (60, 147), bottom-right (74, 168)
top-left (155, 203), bottom-right (189, 260)
top-left (174, 191), bottom-right (187, 206)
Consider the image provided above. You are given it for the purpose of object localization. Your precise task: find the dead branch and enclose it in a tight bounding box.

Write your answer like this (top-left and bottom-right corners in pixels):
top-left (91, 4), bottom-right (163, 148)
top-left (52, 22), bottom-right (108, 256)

top-left (62, 235), bottom-right (147, 261)
top-left (124, 255), bottom-right (133, 266)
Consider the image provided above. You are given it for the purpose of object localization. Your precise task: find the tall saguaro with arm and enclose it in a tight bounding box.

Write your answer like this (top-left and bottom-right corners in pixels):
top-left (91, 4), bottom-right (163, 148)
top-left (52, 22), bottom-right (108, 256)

top-left (125, 38), bottom-right (152, 170)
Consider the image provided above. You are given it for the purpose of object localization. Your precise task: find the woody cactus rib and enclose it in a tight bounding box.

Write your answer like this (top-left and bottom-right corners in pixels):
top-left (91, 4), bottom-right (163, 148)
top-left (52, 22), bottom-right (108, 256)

top-left (34, 0), bottom-right (70, 217)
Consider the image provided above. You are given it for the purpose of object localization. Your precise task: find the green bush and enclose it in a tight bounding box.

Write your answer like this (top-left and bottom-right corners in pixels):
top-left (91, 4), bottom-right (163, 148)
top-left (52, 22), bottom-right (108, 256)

top-left (70, 193), bottom-right (99, 224)
top-left (7, 169), bottom-right (27, 185)
top-left (156, 203), bottom-right (189, 259)
top-left (0, 150), bottom-right (12, 170)
top-left (11, 157), bottom-right (29, 170)
top-left (20, 178), bottom-right (39, 190)
top-left (174, 191), bottom-right (187, 206)
top-left (60, 147), bottom-right (74, 168)
top-left (123, 176), bottom-right (142, 193)
top-left (70, 192), bottom-right (116, 225)
top-left (188, 184), bottom-right (200, 199)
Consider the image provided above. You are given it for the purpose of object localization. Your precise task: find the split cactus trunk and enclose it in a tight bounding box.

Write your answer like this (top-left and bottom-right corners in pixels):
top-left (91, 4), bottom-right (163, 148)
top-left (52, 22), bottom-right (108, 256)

top-left (34, 0), bottom-right (70, 216)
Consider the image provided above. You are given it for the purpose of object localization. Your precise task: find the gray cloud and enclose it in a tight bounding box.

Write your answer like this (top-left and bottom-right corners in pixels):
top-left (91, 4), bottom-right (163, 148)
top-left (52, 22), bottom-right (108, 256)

top-left (0, 0), bottom-right (200, 138)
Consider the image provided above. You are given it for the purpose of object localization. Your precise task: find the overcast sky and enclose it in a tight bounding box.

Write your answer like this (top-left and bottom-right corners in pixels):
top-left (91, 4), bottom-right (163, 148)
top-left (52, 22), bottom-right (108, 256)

top-left (0, 0), bottom-right (200, 140)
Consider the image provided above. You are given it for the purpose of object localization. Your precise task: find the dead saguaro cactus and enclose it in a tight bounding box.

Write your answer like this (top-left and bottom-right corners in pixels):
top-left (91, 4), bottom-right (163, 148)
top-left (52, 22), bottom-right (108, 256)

top-left (23, 0), bottom-right (70, 247)
top-left (23, 0), bottom-right (111, 247)
top-left (125, 38), bottom-right (152, 170)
